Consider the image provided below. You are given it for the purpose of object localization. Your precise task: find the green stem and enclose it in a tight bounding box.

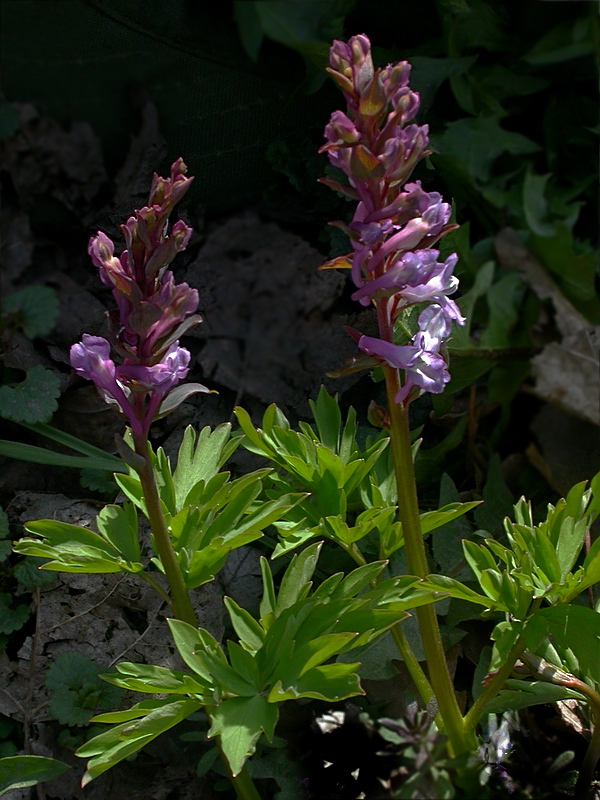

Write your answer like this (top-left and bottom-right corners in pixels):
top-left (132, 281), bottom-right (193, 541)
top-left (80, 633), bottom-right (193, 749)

top-left (463, 634), bottom-right (528, 735)
top-left (219, 744), bottom-right (263, 800)
top-left (390, 623), bottom-right (434, 707)
top-left (343, 537), bottom-right (435, 705)
top-left (132, 431), bottom-right (263, 800)
top-left (381, 358), bottom-right (471, 754)
top-left (132, 433), bottom-right (197, 627)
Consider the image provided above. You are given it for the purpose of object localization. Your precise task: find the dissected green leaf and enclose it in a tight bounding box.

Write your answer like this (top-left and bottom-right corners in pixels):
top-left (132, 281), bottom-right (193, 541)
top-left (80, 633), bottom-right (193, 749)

top-left (276, 542), bottom-right (322, 613)
top-left (78, 698), bottom-right (201, 785)
top-left (224, 596), bottom-right (265, 652)
top-left (523, 605), bottom-right (600, 685)
top-left (420, 500), bottom-right (481, 536)
top-left (309, 386), bottom-right (341, 453)
top-left (15, 518), bottom-right (142, 576)
top-left (101, 663), bottom-right (211, 697)
top-left (167, 619), bottom-right (222, 684)
top-left (173, 423), bottom-right (238, 511)
top-left (269, 662), bottom-right (362, 702)
top-left (96, 502), bottom-right (140, 563)
top-left (209, 695), bottom-right (278, 777)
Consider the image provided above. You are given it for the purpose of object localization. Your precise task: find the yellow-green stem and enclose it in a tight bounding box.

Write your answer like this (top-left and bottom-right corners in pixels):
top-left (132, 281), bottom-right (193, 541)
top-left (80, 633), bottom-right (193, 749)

top-left (133, 433), bottom-right (197, 627)
top-left (381, 360), bottom-right (472, 754)
top-left (132, 433), bottom-right (263, 800)
top-left (342, 538), bottom-right (435, 706)
top-left (463, 635), bottom-right (528, 735)
top-left (390, 624), bottom-right (434, 706)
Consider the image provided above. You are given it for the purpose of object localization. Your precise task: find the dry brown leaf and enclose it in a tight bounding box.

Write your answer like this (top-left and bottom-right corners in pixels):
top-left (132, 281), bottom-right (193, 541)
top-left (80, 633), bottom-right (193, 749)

top-left (495, 228), bottom-right (599, 426)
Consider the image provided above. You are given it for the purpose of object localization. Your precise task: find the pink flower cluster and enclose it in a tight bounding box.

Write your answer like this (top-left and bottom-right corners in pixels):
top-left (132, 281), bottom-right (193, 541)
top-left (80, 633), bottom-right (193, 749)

top-left (70, 159), bottom-right (207, 436)
top-left (320, 35), bottom-right (464, 404)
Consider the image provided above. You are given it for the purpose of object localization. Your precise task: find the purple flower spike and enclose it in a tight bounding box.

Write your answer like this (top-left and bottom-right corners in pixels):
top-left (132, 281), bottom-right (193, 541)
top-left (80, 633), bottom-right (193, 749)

top-left (321, 36), bottom-right (464, 404)
top-left (73, 160), bottom-right (204, 436)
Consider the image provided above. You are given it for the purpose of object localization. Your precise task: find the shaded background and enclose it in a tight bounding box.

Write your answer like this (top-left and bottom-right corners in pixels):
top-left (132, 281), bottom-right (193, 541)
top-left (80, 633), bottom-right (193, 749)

top-left (2, 0), bottom-right (597, 490)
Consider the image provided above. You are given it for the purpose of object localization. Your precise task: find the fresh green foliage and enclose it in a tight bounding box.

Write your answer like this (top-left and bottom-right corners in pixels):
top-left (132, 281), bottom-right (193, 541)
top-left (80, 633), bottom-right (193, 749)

top-left (120, 434), bottom-right (304, 590)
top-left (76, 698), bottom-right (202, 786)
top-left (14, 425), bottom-right (303, 591)
top-left (235, 388), bottom-right (479, 561)
top-left (482, 680), bottom-right (586, 716)
top-left (424, 474), bottom-right (600, 730)
top-left (424, 475), bottom-right (600, 615)
top-left (0, 755), bottom-right (69, 795)
top-left (44, 652), bottom-right (125, 727)
top-left (15, 506), bottom-right (145, 576)
top-left (82, 542), bottom-right (439, 779)
top-left (172, 423), bottom-right (240, 510)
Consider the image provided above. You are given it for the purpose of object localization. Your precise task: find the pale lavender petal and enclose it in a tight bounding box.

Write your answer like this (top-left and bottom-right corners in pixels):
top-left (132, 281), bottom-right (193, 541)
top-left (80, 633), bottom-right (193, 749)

top-left (118, 343), bottom-right (190, 391)
top-left (70, 334), bottom-right (141, 431)
top-left (407, 351), bottom-right (450, 394)
top-left (357, 335), bottom-right (420, 369)
top-left (70, 334), bottom-right (115, 388)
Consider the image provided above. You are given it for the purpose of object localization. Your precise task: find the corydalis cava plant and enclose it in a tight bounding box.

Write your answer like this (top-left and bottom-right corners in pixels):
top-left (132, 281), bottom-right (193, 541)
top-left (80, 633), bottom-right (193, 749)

top-left (70, 158), bottom-right (209, 438)
top-left (320, 34), bottom-right (473, 756)
top-left (320, 34), bottom-right (464, 403)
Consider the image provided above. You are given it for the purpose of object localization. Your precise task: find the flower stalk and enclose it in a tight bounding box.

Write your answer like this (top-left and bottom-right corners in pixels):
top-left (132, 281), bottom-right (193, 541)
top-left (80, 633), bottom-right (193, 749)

top-left (320, 34), bottom-right (472, 754)
top-left (131, 432), bottom-right (197, 626)
top-left (69, 160), bottom-right (264, 800)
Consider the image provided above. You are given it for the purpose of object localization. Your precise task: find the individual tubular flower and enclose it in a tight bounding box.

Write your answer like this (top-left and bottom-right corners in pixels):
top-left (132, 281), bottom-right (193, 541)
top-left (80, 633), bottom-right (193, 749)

top-left (71, 160), bottom-right (208, 437)
top-left (70, 334), bottom-right (142, 434)
top-left (357, 306), bottom-right (451, 403)
top-left (320, 35), bottom-right (464, 406)
top-left (117, 343), bottom-right (191, 391)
